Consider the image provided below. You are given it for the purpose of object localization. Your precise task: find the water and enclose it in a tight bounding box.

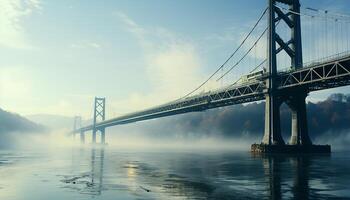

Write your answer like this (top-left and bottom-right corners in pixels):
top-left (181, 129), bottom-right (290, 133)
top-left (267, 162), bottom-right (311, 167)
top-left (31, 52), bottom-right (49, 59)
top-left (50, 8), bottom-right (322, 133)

top-left (0, 147), bottom-right (349, 200)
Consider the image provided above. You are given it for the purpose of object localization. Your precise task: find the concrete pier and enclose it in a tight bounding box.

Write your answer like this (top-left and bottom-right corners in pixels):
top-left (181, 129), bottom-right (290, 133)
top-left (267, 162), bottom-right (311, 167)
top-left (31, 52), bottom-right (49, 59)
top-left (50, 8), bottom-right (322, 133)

top-left (80, 131), bottom-right (85, 144)
top-left (101, 128), bottom-right (105, 144)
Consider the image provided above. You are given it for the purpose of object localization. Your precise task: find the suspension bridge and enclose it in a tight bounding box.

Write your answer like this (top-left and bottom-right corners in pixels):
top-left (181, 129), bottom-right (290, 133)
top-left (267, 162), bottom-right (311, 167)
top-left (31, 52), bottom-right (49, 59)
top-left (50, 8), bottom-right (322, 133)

top-left (72, 0), bottom-right (350, 153)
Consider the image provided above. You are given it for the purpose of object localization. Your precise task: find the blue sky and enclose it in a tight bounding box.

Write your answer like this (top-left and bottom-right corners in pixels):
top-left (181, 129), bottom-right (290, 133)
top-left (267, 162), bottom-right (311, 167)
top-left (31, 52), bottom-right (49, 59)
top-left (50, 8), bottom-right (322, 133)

top-left (0, 0), bottom-right (350, 118)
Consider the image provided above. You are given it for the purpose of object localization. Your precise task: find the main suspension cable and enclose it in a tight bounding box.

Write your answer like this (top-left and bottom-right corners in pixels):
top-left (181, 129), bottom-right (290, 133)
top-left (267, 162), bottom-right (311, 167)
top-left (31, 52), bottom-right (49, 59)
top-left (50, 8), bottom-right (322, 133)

top-left (216, 27), bottom-right (267, 82)
top-left (177, 7), bottom-right (268, 99)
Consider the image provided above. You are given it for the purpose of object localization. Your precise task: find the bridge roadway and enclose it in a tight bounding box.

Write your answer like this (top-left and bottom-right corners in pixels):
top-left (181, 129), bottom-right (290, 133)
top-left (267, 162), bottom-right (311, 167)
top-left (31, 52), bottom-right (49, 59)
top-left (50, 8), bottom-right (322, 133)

top-left (75, 53), bottom-right (350, 133)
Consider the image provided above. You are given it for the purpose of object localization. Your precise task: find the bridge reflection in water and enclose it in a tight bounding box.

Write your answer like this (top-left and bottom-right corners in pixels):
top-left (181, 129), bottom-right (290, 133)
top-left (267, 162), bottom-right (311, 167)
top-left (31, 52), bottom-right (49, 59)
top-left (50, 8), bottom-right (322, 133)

top-left (89, 148), bottom-right (104, 196)
top-left (61, 148), bottom-right (347, 199)
top-left (261, 154), bottom-right (318, 200)
top-left (63, 148), bottom-right (105, 196)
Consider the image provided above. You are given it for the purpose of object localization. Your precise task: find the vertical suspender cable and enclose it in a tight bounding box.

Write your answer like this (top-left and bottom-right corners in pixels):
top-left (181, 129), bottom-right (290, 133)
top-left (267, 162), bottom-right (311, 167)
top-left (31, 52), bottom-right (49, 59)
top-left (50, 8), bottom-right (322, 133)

top-left (341, 19), bottom-right (344, 53)
top-left (348, 19), bottom-right (350, 52)
top-left (335, 18), bottom-right (338, 54)
top-left (312, 16), bottom-right (317, 60)
top-left (348, 20), bottom-right (350, 52)
top-left (325, 10), bottom-right (328, 57)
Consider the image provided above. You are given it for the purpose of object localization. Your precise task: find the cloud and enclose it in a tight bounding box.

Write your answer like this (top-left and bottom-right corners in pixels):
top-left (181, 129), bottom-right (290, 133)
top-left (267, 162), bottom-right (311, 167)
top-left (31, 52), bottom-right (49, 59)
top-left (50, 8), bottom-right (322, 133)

top-left (146, 43), bottom-right (202, 97)
top-left (0, 66), bottom-right (45, 116)
top-left (0, 67), bottom-right (34, 100)
top-left (0, 0), bottom-right (41, 49)
top-left (115, 12), bottom-right (147, 41)
top-left (70, 41), bottom-right (102, 49)
top-left (43, 100), bottom-right (77, 116)
top-left (112, 12), bottom-right (207, 114)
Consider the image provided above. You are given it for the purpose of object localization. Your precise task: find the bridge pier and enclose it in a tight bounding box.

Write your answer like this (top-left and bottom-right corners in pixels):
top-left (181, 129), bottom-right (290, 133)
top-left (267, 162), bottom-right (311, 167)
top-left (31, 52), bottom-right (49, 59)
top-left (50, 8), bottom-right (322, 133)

top-left (92, 129), bottom-right (97, 144)
top-left (92, 128), bottom-right (106, 145)
top-left (101, 128), bottom-right (105, 144)
top-left (261, 92), bottom-right (309, 146)
top-left (80, 131), bottom-right (85, 144)
top-left (252, 90), bottom-right (330, 153)
top-left (262, 94), bottom-right (285, 145)
top-left (286, 92), bottom-right (312, 145)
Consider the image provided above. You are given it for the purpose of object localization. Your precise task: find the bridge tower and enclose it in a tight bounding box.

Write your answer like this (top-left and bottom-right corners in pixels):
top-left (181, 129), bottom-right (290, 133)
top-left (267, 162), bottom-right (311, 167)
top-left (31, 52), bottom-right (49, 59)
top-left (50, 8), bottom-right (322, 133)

top-left (262, 0), bottom-right (311, 147)
top-left (92, 97), bottom-right (106, 144)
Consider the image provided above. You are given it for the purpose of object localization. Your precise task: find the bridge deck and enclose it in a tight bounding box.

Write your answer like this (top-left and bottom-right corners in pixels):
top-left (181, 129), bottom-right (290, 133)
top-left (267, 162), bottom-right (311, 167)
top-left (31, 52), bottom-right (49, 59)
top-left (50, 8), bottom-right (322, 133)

top-left (75, 54), bottom-right (350, 133)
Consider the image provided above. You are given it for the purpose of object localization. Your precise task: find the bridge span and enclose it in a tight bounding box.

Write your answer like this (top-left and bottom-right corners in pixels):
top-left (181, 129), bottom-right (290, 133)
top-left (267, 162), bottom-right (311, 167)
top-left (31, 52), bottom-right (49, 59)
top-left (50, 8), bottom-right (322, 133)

top-left (74, 53), bottom-right (350, 150)
top-left (72, 0), bottom-right (350, 153)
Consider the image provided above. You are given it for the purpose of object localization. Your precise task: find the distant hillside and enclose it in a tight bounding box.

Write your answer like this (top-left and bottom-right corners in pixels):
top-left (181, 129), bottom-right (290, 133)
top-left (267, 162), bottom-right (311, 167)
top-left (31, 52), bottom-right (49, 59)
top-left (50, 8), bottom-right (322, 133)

top-left (0, 108), bottom-right (45, 134)
top-left (26, 114), bottom-right (92, 130)
top-left (0, 108), bottom-right (46, 148)
top-left (26, 114), bottom-right (75, 130)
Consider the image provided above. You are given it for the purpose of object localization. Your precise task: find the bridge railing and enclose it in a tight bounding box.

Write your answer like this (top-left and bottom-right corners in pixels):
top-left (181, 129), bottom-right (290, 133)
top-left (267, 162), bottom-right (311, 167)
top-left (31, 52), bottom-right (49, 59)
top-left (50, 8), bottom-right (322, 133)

top-left (279, 51), bottom-right (350, 73)
top-left (304, 51), bottom-right (350, 68)
top-left (278, 53), bottom-right (350, 90)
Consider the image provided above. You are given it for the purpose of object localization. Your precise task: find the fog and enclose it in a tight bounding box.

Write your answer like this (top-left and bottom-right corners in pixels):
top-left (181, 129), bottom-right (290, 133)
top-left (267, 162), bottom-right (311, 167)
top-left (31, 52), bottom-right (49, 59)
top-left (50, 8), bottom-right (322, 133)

top-left (93, 93), bottom-right (350, 150)
top-left (2, 93), bottom-right (350, 151)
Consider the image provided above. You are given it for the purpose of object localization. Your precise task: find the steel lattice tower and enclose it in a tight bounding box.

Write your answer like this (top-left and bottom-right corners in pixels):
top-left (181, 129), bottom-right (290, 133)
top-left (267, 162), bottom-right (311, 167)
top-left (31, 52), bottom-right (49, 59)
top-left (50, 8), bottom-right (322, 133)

top-left (92, 97), bottom-right (106, 144)
top-left (262, 0), bottom-right (311, 146)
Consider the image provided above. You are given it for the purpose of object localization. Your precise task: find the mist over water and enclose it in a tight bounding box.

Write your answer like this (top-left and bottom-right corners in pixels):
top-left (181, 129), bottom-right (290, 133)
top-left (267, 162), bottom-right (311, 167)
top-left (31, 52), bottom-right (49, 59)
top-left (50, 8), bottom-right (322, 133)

top-left (0, 131), bottom-right (350, 200)
top-left (2, 94), bottom-right (350, 199)
top-left (4, 93), bottom-right (350, 151)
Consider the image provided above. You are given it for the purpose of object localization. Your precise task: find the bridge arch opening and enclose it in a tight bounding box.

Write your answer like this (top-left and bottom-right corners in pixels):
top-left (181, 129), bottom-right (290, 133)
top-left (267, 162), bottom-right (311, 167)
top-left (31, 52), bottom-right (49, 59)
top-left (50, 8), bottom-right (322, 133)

top-left (280, 102), bottom-right (292, 144)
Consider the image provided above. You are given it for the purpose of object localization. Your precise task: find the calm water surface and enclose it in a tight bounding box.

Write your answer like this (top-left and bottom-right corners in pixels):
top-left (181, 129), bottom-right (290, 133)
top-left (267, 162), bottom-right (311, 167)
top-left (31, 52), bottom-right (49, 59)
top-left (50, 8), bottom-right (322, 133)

top-left (0, 147), bottom-right (349, 200)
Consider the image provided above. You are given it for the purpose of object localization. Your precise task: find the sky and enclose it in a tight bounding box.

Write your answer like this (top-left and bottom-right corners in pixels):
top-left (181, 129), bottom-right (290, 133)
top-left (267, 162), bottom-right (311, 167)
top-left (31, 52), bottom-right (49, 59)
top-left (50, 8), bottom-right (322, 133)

top-left (0, 0), bottom-right (350, 119)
